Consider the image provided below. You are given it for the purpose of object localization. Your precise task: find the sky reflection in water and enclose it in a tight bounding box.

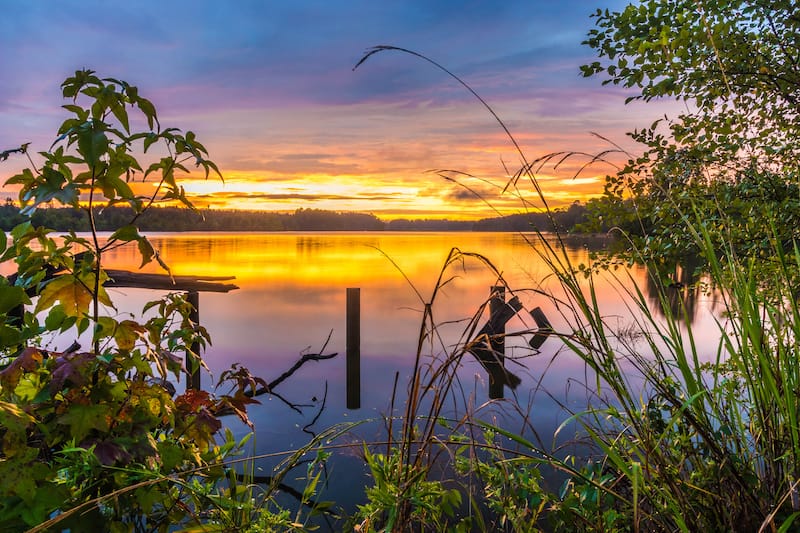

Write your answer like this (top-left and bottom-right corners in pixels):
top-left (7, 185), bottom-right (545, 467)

top-left (95, 231), bottom-right (720, 429)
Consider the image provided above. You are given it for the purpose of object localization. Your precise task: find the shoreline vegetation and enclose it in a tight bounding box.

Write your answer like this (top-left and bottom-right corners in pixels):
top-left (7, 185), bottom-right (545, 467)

top-left (0, 202), bottom-right (591, 233)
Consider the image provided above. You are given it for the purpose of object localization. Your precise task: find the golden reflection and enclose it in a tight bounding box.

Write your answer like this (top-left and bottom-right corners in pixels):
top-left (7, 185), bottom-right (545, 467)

top-left (101, 232), bottom-right (600, 293)
top-left (98, 232), bottom-right (637, 357)
top-left (6, 232), bottom-right (723, 409)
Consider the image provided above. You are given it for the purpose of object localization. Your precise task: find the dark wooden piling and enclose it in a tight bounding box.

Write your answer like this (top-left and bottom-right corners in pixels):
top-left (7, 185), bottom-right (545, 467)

top-left (346, 287), bottom-right (361, 409)
top-left (529, 306), bottom-right (553, 350)
top-left (467, 286), bottom-right (523, 399)
top-left (186, 290), bottom-right (201, 391)
top-left (488, 286), bottom-right (506, 399)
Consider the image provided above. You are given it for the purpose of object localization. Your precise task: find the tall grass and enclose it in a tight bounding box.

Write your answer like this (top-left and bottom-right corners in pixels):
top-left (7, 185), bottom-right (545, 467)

top-left (352, 46), bottom-right (800, 532)
top-left (546, 212), bottom-right (800, 531)
top-left (352, 246), bottom-right (521, 531)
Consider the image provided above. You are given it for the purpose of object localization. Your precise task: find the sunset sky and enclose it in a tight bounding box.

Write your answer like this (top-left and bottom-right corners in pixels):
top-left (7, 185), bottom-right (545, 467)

top-left (1, 0), bottom-right (672, 220)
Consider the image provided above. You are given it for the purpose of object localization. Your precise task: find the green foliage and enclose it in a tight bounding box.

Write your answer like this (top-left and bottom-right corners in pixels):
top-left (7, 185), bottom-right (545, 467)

top-left (582, 0), bottom-right (800, 165)
top-left (451, 429), bottom-right (549, 532)
top-left (580, 1), bottom-right (800, 265)
top-left (548, 461), bottom-right (630, 533)
top-left (355, 445), bottom-right (463, 532)
top-left (531, 4), bottom-right (800, 530)
top-left (0, 70), bottom-right (272, 531)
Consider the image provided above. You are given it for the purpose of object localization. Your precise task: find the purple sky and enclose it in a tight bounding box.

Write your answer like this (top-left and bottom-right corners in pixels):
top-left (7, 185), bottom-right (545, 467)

top-left (0, 0), bottom-right (671, 219)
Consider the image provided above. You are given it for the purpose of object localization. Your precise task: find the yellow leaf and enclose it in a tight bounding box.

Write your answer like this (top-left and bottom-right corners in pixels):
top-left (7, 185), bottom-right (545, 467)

top-left (0, 400), bottom-right (35, 423)
top-left (36, 275), bottom-right (92, 317)
top-left (35, 270), bottom-right (115, 317)
top-left (114, 319), bottom-right (145, 352)
top-left (148, 398), bottom-right (161, 416)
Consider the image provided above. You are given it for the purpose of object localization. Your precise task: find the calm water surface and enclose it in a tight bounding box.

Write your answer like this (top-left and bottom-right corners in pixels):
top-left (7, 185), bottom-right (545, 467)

top-left (28, 232), bottom-right (724, 521)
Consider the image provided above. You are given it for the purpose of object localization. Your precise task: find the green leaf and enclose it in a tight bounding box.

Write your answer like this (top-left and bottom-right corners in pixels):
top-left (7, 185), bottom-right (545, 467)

top-left (138, 235), bottom-right (155, 267)
top-left (21, 167), bottom-right (80, 212)
top-left (61, 104), bottom-right (89, 121)
top-left (94, 316), bottom-right (117, 340)
top-left (57, 403), bottom-right (112, 442)
top-left (0, 325), bottom-right (21, 347)
top-left (0, 448), bottom-right (42, 504)
top-left (98, 174), bottom-right (135, 201)
top-left (0, 400), bottom-right (36, 441)
top-left (44, 304), bottom-right (75, 332)
top-left (76, 123), bottom-right (109, 167)
top-left (779, 512), bottom-right (800, 533)
top-left (142, 132), bottom-right (159, 152)
top-left (5, 167), bottom-right (35, 188)
top-left (61, 68), bottom-right (100, 100)
top-left (114, 319), bottom-right (144, 352)
top-left (109, 224), bottom-right (141, 243)
top-left (0, 285), bottom-right (29, 314)
top-left (136, 97), bottom-right (159, 130)
top-left (109, 100), bottom-right (130, 133)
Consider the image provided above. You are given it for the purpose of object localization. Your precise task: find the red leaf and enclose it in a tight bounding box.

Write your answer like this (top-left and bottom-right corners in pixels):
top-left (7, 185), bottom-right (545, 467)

top-left (0, 348), bottom-right (45, 389)
top-left (49, 352), bottom-right (96, 394)
top-left (175, 389), bottom-right (212, 414)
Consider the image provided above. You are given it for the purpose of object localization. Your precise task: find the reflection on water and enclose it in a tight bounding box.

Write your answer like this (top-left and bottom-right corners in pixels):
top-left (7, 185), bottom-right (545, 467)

top-left (641, 255), bottom-right (724, 324)
top-left (14, 231), bottom-right (725, 522)
top-left (34, 231), bottom-right (724, 416)
top-left (91, 230), bottom-right (723, 413)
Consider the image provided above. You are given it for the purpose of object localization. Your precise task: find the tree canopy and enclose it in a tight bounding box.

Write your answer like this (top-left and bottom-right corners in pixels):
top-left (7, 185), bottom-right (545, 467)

top-left (581, 1), bottom-right (800, 263)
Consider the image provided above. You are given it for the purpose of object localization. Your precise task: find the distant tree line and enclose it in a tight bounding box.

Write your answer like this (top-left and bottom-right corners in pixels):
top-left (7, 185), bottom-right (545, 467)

top-left (0, 200), bottom-right (591, 233)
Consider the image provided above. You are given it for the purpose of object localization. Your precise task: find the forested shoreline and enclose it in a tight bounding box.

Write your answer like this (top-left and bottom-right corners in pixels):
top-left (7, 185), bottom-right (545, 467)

top-left (0, 201), bottom-right (591, 232)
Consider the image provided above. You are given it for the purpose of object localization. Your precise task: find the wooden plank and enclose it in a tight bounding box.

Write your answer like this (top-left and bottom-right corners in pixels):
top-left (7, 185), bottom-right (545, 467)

top-left (7, 270), bottom-right (238, 295)
top-left (186, 291), bottom-right (201, 391)
top-left (105, 270), bottom-right (238, 293)
top-left (346, 287), bottom-right (361, 409)
top-left (528, 306), bottom-right (553, 349)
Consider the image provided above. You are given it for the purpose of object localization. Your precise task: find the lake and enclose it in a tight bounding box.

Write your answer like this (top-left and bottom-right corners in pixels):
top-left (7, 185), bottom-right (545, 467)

top-left (16, 231), bottom-right (724, 522)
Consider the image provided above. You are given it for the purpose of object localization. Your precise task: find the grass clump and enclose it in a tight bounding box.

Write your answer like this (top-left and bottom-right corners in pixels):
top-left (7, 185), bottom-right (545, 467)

top-left (351, 16), bottom-right (800, 528)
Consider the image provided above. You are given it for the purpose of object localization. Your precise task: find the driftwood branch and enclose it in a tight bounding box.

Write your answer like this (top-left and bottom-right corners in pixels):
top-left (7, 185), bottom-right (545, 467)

top-left (249, 330), bottom-right (337, 398)
top-left (252, 352), bottom-right (338, 397)
top-left (266, 390), bottom-right (312, 415)
top-left (214, 332), bottom-right (338, 416)
top-left (303, 381), bottom-right (328, 436)
top-left (214, 346), bottom-right (337, 416)
top-left (227, 353), bottom-right (335, 415)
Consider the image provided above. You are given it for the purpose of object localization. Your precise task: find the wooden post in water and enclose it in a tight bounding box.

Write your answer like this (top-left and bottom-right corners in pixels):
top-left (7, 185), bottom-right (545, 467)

top-left (529, 306), bottom-right (553, 350)
top-left (186, 291), bottom-right (201, 391)
top-left (346, 287), bottom-right (361, 409)
top-left (488, 285), bottom-right (506, 399)
top-left (467, 288), bottom-right (522, 398)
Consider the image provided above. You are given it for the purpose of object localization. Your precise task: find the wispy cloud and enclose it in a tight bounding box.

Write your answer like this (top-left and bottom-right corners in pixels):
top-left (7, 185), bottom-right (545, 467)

top-left (1, 0), bottom-right (671, 218)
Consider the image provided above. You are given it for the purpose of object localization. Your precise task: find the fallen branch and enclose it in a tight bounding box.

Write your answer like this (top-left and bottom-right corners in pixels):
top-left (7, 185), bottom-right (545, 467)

top-left (250, 330), bottom-right (337, 397)
top-left (216, 332), bottom-right (337, 416)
